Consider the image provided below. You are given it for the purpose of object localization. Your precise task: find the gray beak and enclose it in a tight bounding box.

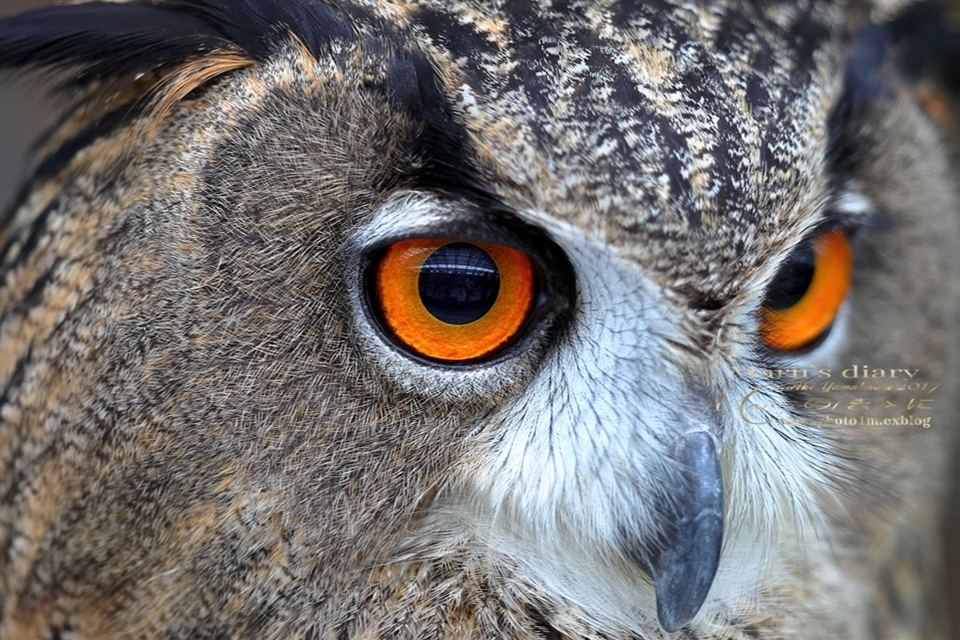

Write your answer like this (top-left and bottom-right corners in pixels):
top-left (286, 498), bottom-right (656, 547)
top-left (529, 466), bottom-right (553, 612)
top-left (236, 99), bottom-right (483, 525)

top-left (625, 429), bottom-right (725, 632)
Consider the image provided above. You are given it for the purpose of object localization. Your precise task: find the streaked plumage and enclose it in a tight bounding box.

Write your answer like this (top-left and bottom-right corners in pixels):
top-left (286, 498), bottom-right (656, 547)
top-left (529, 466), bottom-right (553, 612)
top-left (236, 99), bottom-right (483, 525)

top-left (0, 0), bottom-right (957, 638)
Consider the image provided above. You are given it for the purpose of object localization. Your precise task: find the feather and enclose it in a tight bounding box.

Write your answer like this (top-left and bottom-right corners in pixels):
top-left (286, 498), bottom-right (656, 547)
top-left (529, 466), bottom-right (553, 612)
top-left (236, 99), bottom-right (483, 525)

top-left (159, 0), bottom-right (359, 61)
top-left (0, 0), bottom-right (359, 184)
top-left (0, 3), bottom-right (236, 82)
top-left (0, 0), bottom-right (359, 82)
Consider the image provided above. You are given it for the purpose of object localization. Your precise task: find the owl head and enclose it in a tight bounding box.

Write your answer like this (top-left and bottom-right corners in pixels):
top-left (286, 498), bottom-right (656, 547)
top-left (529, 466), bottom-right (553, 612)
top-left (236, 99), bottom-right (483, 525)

top-left (0, 1), bottom-right (957, 637)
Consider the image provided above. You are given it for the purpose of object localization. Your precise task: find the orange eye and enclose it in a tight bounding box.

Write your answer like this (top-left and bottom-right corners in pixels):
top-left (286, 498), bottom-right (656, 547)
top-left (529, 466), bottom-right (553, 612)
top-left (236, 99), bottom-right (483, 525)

top-left (374, 239), bottom-right (536, 362)
top-left (760, 230), bottom-right (852, 351)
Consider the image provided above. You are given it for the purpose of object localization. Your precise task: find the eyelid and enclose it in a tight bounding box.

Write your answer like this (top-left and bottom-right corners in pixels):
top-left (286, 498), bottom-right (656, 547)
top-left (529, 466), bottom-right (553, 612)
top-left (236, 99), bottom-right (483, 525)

top-left (366, 223), bottom-right (534, 257)
top-left (356, 207), bottom-right (543, 264)
top-left (355, 201), bottom-right (568, 291)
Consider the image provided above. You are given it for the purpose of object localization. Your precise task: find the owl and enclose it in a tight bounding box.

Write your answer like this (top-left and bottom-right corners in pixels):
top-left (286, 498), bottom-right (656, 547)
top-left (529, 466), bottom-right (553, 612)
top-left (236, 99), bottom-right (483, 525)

top-left (0, 0), bottom-right (957, 638)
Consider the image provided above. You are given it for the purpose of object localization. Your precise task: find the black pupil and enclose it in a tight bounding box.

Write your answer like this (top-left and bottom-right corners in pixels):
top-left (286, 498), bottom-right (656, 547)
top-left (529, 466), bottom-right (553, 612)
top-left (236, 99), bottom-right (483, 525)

top-left (765, 241), bottom-right (815, 310)
top-left (418, 243), bottom-right (500, 325)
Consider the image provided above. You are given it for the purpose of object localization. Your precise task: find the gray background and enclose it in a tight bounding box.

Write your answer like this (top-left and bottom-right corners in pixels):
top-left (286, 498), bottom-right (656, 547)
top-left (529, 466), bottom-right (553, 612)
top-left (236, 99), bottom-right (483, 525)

top-left (0, 0), bottom-right (58, 210)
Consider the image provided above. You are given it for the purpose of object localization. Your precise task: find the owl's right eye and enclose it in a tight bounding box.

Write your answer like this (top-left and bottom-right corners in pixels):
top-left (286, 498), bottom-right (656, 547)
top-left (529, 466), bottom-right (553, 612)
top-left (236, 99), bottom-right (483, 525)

top-left (370, 238), bottom-right (538, 362)
top-left (760, 229), bottom-right (853, 351)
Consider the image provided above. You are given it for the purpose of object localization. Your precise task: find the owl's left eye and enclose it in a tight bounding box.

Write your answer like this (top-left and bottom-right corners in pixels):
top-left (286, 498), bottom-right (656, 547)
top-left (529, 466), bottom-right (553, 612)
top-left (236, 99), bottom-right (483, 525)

top-left (760, 229), bottom-right (853, 351)
top-left (371, 239), bottom-right (537, 362)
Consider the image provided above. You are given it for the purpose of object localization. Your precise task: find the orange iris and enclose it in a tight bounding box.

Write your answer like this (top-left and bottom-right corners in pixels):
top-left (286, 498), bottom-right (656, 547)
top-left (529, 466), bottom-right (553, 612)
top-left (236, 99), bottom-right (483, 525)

top-left (375, 239), bottom-right (536, 362)
top-left (761, 230), bottom-right (853, 351)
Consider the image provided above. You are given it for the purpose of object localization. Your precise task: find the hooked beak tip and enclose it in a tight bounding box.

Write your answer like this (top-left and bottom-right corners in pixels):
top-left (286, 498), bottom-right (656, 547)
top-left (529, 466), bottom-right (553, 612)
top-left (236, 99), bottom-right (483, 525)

top-left (630, 430), bottom-right (725, 633)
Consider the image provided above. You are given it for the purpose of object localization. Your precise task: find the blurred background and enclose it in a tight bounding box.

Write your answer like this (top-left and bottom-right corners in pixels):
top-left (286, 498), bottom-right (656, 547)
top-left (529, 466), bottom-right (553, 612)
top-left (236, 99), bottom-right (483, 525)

top-left (0, 0), bottom-right (58, 211)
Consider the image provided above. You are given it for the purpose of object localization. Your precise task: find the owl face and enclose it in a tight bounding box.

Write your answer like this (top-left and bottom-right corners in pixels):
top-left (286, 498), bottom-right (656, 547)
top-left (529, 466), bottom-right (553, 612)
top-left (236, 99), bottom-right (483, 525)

top-left (0, 0), bottom-right (956, 638)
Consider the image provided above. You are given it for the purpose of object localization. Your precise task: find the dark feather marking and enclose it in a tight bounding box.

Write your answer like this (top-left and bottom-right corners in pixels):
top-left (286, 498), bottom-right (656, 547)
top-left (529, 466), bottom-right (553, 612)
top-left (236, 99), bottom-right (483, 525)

top-left (0, 348), bottom-right (30, 411)
top-left (528, 606), bottom-right (564, 639)
top-left (11, 267), bottom-right (55, 320)
top-left (381, 35), bottom-right (498, 207)
top-left (828, 2), bottom-right (957, 180)
top-left (931, 22), bottom-right (960, 89)
top-left (827, 21), bottom-right (892, 180)
top-left (0, 350), bottom-right (35, 522)
top-left (32, 103), bottom-right (148, 184)
top-left (889, 2), bottom-right (947, 80)
top-left (409, 5), bottom-right (490, 87)
top-left (0, 199), bottom-right (58, 275)
top-left (889, 1), bottom-right (960, 94)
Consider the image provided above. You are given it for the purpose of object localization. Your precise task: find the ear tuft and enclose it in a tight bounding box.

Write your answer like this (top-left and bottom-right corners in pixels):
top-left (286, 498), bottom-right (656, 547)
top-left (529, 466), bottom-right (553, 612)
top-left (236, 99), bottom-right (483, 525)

top-left (883, 1), bottom-right (960, 88)
top-left (0, 0), bottom-right (360, 83)
top-left (0, 0), bottom-right (361, 187)
top-left (0, 0), bottom-right (361, 107)
top-left (0, 3), bottom-right (240, 84)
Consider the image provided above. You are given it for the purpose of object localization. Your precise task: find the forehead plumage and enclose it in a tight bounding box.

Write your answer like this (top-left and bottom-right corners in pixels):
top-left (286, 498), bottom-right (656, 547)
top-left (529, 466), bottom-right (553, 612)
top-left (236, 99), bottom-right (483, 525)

top-left (0, 1), bottom-right (939, 180)
top-left (396, 2), bottom-right (939, 301)
top-left (420, 2), bottom-right (844, 224)
top-left (0, 0), bottom-right (945, 284)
